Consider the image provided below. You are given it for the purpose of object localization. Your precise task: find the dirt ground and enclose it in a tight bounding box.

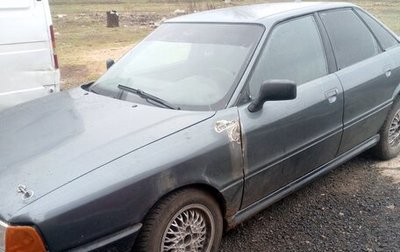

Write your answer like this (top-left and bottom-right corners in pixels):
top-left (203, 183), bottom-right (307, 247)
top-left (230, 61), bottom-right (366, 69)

top-left (60, 46), bottom-right (131, 90)
top-left (220, 155), bottom-right (400, 251)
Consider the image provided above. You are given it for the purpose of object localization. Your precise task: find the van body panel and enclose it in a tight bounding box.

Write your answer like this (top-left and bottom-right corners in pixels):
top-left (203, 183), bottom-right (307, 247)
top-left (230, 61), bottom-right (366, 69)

top-left (0, 0), bottom-right (60, 110)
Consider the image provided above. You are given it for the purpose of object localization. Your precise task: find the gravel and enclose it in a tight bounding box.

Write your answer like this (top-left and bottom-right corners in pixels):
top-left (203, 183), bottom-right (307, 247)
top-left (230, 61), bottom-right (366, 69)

top-left (220, 155), bottom-right (400, 251)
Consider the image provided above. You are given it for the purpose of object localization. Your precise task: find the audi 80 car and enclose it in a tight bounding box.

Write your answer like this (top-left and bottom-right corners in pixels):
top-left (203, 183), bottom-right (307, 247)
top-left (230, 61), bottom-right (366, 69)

top-left (1, 2), bottom-right (400, 251)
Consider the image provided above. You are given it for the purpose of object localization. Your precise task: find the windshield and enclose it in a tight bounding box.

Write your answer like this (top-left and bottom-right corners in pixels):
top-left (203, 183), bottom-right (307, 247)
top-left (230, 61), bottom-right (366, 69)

top-left (91, 23), bottom-right (264, 111)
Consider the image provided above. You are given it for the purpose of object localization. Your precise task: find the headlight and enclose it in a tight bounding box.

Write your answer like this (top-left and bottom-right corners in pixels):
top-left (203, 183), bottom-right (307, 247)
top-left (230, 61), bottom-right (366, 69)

top-left (0, 220), bottom-right (46, 252)
top-left (0, 221), bottom-right (7, 252)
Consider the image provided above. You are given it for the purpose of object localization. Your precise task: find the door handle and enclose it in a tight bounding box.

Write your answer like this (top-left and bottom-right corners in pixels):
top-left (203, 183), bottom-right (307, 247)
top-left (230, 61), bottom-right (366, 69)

top-left (325, 88), bottom-right (338, 104)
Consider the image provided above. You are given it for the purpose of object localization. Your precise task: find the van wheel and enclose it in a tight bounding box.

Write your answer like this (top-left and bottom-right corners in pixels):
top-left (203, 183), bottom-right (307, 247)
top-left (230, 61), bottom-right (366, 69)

top-left (134, 188), bottom-right (223, 252)
top-left (373, 98), bottom-right (400, 160)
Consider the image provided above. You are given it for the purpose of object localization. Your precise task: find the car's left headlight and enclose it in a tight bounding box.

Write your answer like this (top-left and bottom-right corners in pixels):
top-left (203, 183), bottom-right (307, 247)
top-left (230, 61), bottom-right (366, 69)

top-left (0, 221), bottom-right (7, 252)
top-left (0, 220), bottom-right (46, 252)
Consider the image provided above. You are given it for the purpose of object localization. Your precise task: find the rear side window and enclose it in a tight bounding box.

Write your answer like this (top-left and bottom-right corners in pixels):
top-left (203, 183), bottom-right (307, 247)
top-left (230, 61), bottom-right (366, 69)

top-left (355, 9), bottom-right (398, 50)
top-left (320, 9), bottom-right (380, 70)
top-left (248, 16), bottom-right (328, 96)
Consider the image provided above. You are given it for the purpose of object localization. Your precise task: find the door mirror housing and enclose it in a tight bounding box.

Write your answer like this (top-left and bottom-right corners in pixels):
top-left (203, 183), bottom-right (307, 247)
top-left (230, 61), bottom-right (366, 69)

top-left (248, 80), bottom-right (297, 112)
top-left (106, 59), bottom-right (115, 70)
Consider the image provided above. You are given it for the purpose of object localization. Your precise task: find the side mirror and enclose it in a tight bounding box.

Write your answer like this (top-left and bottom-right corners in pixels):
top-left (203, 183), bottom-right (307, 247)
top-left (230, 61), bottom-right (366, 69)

top-left (248, 80), bottom-right (297, 113)
top-left (106, 59), bottom-right (115, 70)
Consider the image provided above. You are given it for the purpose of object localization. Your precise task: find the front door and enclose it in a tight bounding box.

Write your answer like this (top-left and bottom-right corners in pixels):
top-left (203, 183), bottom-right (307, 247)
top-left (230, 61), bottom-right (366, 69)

top-left (238, 15), bottom-right (344, 208)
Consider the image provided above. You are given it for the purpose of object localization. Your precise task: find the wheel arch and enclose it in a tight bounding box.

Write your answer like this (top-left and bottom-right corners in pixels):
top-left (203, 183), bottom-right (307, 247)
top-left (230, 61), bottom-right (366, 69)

top-left (391, 82), bottom-right (400, 101)
top-left (144, 183), bottom-right (230, 230)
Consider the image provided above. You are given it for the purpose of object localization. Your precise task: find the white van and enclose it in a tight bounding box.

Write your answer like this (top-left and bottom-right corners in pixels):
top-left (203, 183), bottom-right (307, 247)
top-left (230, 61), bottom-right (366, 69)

top-left (0, 0), bottom-right (60, 110)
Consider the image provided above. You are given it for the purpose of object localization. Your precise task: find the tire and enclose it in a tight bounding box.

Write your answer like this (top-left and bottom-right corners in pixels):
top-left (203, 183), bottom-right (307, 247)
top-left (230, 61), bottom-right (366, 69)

top-left (373, 98), bottom-right (400, 160)
top-left (133, 188), bottom-right (223, 252)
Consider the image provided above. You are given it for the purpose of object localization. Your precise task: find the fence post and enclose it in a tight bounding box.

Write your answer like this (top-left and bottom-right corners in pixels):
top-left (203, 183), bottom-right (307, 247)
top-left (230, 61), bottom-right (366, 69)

top-left (106, 10), bottom-right (119, 28)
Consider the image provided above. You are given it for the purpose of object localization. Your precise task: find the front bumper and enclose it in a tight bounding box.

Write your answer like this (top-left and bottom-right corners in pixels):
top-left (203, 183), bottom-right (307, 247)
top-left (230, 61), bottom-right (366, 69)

top-left (70, 223), bottom-right (142, 252)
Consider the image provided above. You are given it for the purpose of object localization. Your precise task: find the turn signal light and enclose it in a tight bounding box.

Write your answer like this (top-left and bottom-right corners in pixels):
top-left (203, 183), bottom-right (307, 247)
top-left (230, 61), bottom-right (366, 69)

top-left (6, 226), bottom-right (46, 252)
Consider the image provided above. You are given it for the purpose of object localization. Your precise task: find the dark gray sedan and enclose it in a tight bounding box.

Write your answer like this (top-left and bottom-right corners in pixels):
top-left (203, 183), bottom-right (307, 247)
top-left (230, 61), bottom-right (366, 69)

top-left (1, 2), bottom-right (400, 252)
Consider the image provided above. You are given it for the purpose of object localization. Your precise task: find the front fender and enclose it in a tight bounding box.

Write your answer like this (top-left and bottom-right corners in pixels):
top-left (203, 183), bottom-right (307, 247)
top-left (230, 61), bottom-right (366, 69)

top-left (10, 108), bottom-right (244, 251)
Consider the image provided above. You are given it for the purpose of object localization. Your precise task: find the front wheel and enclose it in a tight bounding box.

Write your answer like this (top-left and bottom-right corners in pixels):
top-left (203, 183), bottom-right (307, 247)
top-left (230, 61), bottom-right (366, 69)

top-left (134, 188), bottom-right (223, 252)
top-left (373, 98), bottom-right (400, 160)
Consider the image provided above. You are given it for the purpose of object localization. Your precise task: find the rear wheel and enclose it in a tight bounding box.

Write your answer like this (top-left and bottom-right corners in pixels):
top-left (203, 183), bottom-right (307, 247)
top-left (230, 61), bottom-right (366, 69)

top-left (134, 188), bottom-right (223, 252)
top-left (373, 98), bottom-right (400, 160)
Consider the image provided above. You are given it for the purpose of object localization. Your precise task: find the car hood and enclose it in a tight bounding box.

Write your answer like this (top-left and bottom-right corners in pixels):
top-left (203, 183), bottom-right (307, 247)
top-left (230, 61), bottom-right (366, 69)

top-left (0, 88), bottom-right (215, 220)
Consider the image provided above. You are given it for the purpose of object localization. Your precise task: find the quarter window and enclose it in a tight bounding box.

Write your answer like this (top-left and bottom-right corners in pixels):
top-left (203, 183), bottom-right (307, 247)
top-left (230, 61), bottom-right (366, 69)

top-left (320, 9), bottom-right (380, 70)
top-left (355, 9), bottom-right (398, 50)
top-left (249, 16), bottom-right (328, 97)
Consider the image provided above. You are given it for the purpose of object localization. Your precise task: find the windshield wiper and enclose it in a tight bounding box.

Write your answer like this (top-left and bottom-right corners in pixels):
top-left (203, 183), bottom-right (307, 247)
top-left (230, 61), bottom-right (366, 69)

top-left (117, 84), bottom-right (180, 110)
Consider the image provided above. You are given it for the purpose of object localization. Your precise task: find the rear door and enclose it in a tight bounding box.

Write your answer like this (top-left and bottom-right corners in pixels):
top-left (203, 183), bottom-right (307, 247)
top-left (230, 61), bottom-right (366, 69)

top-left (319, 8), bottom-right (400, 154)
top-left (238, 15), bottom-right (344, 208)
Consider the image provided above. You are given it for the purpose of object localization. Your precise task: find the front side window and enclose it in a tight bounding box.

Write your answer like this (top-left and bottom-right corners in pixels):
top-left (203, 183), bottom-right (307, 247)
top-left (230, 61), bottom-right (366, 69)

top-left (355, 9), bottom-right (399, 50)
top-left (91, 23), bottom-right (264, 111)
top-left (320, 9), bottom-right (380, 70)
top-left (248, 15), bottom-right (328, 97)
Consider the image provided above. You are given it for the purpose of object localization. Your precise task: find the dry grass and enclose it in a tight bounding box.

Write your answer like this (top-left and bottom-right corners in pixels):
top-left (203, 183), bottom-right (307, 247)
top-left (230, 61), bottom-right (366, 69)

top-left (50, 0), bottom-right (400, 89)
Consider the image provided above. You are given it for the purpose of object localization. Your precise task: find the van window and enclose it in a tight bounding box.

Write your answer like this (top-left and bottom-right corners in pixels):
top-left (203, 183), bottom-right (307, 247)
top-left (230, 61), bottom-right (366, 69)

top-left (249, 16), bottom-right (328, 97)
top-left (320, 9), bottom-right (380, 70)
top-left (355, 9), bottom-right (399, 50)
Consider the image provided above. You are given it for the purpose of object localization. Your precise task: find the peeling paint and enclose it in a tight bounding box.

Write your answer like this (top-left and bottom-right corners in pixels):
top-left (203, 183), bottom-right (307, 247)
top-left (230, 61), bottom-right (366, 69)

top-left (225, 207), bottom-right (237, 218)
top-left (215, 120), bottom-right (241, 145)
top-left (226, 215), bottom-right (239, 230)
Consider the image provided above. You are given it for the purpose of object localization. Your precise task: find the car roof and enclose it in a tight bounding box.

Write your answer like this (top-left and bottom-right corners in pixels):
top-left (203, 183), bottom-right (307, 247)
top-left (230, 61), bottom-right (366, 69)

top-left (167, 2), bottom-right (356, 24)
